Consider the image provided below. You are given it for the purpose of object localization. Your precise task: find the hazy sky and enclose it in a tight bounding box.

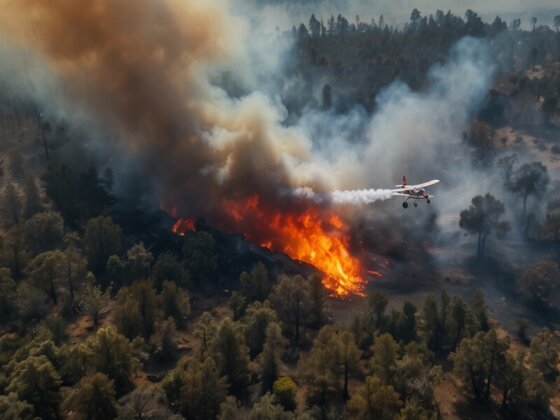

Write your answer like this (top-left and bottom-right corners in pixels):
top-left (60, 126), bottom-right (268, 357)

top-left (239, 0), bottom-right (560, 30)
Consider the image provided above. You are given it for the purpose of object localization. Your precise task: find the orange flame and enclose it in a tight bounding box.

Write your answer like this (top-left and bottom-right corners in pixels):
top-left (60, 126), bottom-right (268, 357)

top-left (165, 195), bottom-right (368, 297)
top-left (172, 217), bottom-right (196, 236)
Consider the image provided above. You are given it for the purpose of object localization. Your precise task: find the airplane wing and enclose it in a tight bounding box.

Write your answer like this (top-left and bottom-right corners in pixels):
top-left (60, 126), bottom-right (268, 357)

top-left (392, 192), bottom-right (411, 197)
top-left (390, 188), bottom-right (409, 193)
top-left (407, 179), bottom-right (440, 189)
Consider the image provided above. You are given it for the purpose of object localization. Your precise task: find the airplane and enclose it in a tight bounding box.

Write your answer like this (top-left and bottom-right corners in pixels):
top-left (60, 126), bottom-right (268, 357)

top-left (391, 176), bottom-right (440, 208)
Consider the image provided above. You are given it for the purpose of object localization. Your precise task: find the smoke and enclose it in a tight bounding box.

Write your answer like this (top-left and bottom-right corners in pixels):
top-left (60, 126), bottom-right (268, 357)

top-left (0, 0), bottom-right (496, 244)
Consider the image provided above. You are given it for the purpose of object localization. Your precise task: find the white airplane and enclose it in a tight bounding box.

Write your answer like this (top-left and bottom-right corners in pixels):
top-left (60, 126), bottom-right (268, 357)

top-left (391, 176), bottom-right (440, 208)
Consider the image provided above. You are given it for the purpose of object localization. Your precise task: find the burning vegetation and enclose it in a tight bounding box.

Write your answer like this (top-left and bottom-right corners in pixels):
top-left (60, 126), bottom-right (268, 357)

top-left (168, 194), bottom-right (371, 297)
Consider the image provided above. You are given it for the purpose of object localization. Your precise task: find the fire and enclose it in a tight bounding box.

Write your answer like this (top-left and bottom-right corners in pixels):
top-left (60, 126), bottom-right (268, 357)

top-left (172, 217), bottom-right (196, 236)
top-left (165, 195), bottom-right (369, 297)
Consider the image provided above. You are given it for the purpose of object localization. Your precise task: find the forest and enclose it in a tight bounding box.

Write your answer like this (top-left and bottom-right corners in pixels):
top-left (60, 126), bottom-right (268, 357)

top-left (0, 3), bottom-right (560, 420)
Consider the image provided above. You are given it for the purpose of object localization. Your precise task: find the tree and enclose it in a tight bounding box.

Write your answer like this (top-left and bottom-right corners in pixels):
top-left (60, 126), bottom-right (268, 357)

top-left (518, 260), bottom-right (560, 307)
top-left (240, 262), bottom-right (271, 303)
top-left (259, 322), bottom-right (287, 394)
top-left (79, 273), bottom-right (111, 327)
top-left (0, 392), bottom-right (36, 420)
top-left (61, 373), bottom-right (118, 420)
top-left (243, 301), bottom-right (279, 357)
top-left (509, 162), bottom-right (549, 222)
top-left (531, 16), bottom-right (537, 31)
top-left (270, 275), bottom-right (312, 345)
top-left (422, 293), bottom-right (451, 353)
top-left (211, 318), bottom-right (251, 398)
top-left (64, 244), bottom-right (87, 303)
top-left (16, 281), bottom-right (50, 323)
top-left (0, 268), bottom-right (17, 322)
top-left (160, 280), bottom-right (191, 329)
top-left (23, 211), bottom-right (64, 255)
top-left (115, 280), bottom-right (160, 339)
top-left (182, 231), bottom-right (218, 288)
top-left (106, 255), bottom-right (126, 289)
top-left (179, 357), bottom-right (228, 420)
top-left (300, 326), bottom-right (362, 405)
top-left (369, 333), bottom-right (399, 384)
top-left (410, 8), bottom-right (421, 23)
top-left (469, 289), bottom-right (490, 333)
top-left (23, 176), bottom-right (43, 219)
top-left (496, 154), bottom-right (518, 188)
top-left (247, 393), bottom-right (294, 420)
top-left (44, 315), bottom-right (69, 345)
top-left (309, 14), bottom-right (321, 37)
top-left (554, 15), bottom-right (560, 32)
top-left (153, 252), bottom-right (188, 290)
top-left (26, 250), bottom-right (66, 305)
top-left (459, 193), bottom-right (510, 259)
top-left (84, 216), bottom-right (122, 273)
top-left (450, 296), bottom-right (467, 350)
top-left (85, 327), bottom-right (139, 394)
top-left (150, 317), bottom-right (178, 360)
top-left (6, 355), bottom-right (62, 419)
top-left (126, 242), bottom-right (152, 281)
top-left (450, 330), bottom-right (510, 401)
top-left (346, 376), bottom-right (402, 420)
top-left (528, 328), bottom-right (560, 383)
top-left (273, 377), bottom-right (297, 411)
top-left (0, 183), bottom-right (22, 226)
top-left (193, 312), bottom-right (218, 356)
top-left (118, 386), bottom-right (179, 420)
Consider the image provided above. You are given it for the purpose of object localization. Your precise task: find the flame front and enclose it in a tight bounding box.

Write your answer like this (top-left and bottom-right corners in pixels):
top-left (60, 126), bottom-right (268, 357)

top-left (167, 195), bottom-right (368, 297)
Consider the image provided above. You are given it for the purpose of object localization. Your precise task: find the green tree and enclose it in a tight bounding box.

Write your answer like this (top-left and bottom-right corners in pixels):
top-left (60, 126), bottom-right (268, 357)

top-left (44, 315), bottom-right (69, 345)
top-left (126, 242), bottom-right (153, 281)
top-left (459, 193), bottom-right (510, 259)
top-left (469, 289), bottom-right (490, 333)
top-left (64, 244), bottom-right (87, 303)
top-left (79, 273), bottom-right (111, 328)
top-left (300, 326), bottom-right (362, 405)
top-left (118, 386), bottom-right (178, 420)
top-left (211, 318), bottom-right (251, 398)
top-left (115, 280), bottom-right (159, 338)
top-left (61, 373), bottom-right (118, 420)
top-left (160, 280), bottom-right (191, 329)
top-left (23, 176), bottom-right (43, 219)
top-left (450, 296), bottom-right (467, 350)
top-left (528, 328), bottom-right (560, 383)
top-left (6, 355), bottom-right (62, 419)
top-left (16, 282), bottom-right (50, 323)
top-left (182, 231), bottom-right (218, 288)
top-left (23, 211), bottom-right (64, 255)
top-left (229, 291), bottom-right (248, 321)
top-left (84, 216), bottom-right (122, 273)
top-left (0, 268), bottom-right (17, 322)
top-left (26, 250), bottom-right (66, 305)
top-left (450, 330), bottom-right (509, 401)
top-left (151, 317), bottom-right (178, 360)
top-left (247, 393), bottom-right (294, 420)
top-left (273, 377), bottom-right (297, 411)
top-left (153, 252), bottom-right (188, 290)
top-left (85, 327), bottom-right (139, 394)
top-left (106, 255), bottom-right (126, 289)
top-left (243, 301), bottom-right (279, 357)
top-left (259, 322), bottom-right (287, 394)
top-left (0, 183), bottom-right (23, 226)
top-left (240, 262), bottom-right (271, 303)
top-left (517, 260), bottom-right (560, 307)
top-left (369, 333), bottom-right (399, 384)
top-left (0, 392), bottom-right (36, 420)
top-left (346, 376), bottom-right (402, 420)
top-left (179, 357), bottom-right (228, 420)
top-left (270, 275), bottom-right (312, 345)
top-left (193, 312), bottom-right (218, 356)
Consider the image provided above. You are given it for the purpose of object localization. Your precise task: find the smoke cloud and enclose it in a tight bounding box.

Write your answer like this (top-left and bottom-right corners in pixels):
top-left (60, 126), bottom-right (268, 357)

top-left (0, 0), bottom-right (494, 240)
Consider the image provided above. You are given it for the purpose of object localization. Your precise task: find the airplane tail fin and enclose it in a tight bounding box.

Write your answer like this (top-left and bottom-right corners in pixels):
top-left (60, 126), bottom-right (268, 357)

top-left (402, 176), bottom-right (407, 187)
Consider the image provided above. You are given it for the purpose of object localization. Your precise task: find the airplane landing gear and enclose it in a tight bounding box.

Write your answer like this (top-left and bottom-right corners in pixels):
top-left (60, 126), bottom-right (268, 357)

top-left (402, 202), bottom-right (409, 208)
